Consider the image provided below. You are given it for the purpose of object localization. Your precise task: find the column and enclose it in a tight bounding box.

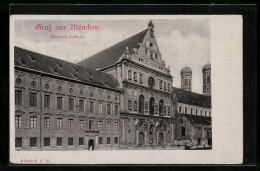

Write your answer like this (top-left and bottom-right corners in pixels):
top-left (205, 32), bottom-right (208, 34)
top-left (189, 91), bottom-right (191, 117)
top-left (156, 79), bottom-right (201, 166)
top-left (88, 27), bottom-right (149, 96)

top-left (85, 136), bottom-right (88, 149)
top-left (144, 130), bottom-right (147, 145)
top-left (136, 129), bottom-right (139, 146)
top-left (95, 136), bottom-right (98, 147)
top-left (164, 131), bottom-right (166, 144)
top-left (171, 122), bottom-right (174, 143)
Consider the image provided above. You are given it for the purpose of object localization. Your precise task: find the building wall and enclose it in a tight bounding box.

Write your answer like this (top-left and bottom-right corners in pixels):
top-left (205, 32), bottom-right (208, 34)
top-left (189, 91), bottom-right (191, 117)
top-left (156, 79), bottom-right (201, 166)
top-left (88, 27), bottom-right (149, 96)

top-left (177, 103), bottom-right (211, 117)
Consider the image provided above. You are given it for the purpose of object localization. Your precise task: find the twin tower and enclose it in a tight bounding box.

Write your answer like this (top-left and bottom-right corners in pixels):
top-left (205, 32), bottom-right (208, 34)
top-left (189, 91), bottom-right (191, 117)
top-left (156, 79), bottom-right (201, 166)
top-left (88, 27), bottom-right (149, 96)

top-left (180, 64), bottom-right (211, 96)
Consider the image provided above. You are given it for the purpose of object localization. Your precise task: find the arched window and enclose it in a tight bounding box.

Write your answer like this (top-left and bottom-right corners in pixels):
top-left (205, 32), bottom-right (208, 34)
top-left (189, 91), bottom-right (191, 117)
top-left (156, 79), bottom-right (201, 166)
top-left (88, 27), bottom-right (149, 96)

top-left (155, 105), bottom-right (158, 114)
top-left (148, 77), bottom-right (155, 89)
top-left (203, 76), bottom-right (206, 83)
top-left (128, 70), bottom-right (132, 80)
top-left (31, 81), bottom-right (36, 88)
top-left (159, 99), bottom-right (164, 116)
top-left (168, 107), bottom-right (170, 115)
top-left (139, 73), bottom-right (143, 83)
top-left (207, 76), bottom-right (210, 83)
top-left (185, 107), bottom-right (187, 114)
top-left (16, 78), bottom-right (21, 85)
top-left (128, 100), bottom-right (132, 110)
top-left (189, 79), bottom-right (191, 86)
top-left (179, 106), bottom-right (182, 113)
top-left (144, 103), bottom-right (148, 112)
top-left (150, 51), bottom-right (153, 60)
top-left (134, 72), bottom-right (137, 82)
top-left (184, 79), bottom-right (188, 86)
top-left (159, 81), bottom-right (163, 89)
top-left (134, 101), bottom-right (137, 111)
top-left (138, 95), bottom-right (144, 114)
top-left (181, 127), bottom-right (185, 136)
top-left (149, 97), bottom-right (155, 115)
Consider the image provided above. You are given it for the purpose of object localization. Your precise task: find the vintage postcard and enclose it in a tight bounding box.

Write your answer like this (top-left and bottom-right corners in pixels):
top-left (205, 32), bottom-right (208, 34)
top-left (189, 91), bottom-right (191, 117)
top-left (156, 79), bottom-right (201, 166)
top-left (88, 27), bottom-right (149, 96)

top-left (10, 15), bottom-right (243, 164)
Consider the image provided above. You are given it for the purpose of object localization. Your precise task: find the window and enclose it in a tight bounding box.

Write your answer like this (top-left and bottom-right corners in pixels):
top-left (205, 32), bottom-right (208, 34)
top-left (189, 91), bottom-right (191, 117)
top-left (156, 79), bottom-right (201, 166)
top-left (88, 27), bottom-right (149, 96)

top-left (138, 95), bottom-right (144, 114)
top-left (128, 100), bottom-right (132, 110)
top-left (164, 107), bottom-right (166, 115)
top-left (15, 90), bottom-right (22, 105)
top-left (57, 97), bottom-right (63, 110)
top-left (90, 101), bottom-right (94, 113)
top-left (30, 92), bottom-right (37, 107)
top-left (159, 99), bottom-right (164, 116)
top-left (107, 122), bottom-right (111, 130)
top-left (31, 81), bottom-right (36, 88)
top-left (114, 137), bottom-right (118, 144)
top-left (57, 118), bottom-right (62, 128)
top-left (145, 103), bottom-right (148, 112)
top-left (57, 137), bottom-right (62, 146)
top-left (185, 107), bottom-right (187, 114)
top-left (133, 101), bottom-right (137, 111)
top-left (98, 121), bottom-right (103, 130)
top-left (179, 106), bottom-right (182, 113)
top-left (30, 116), bottom-right (37, 128)
top-left (79, 137), bottom-right (84, 145)
top-left (168, 107), bottom-right (170, 115)
top-left (155, 53), bottom-right (157, 59)
top-left (164, 82), bottom-right (167, 90)
top-left (89, 120), bottom-right (94, 130)
top-left (79, 99), bottom-right (84, 112)
top-left (114, 122), bottom-right (118, 130)
top-left (98, 103), bottom-right (103, 114)
top-left (16, 78), bottom-right (22, 85)
top-left (150, 51), bottom-right (153, 59)
top-left (191, 108), bottom-right (193, 114)
top-left (209, 111), bottom-right (211, 117)
top-left (44, 137), bottom-right (50, 147)
top-left (30, 137), bottom-right (37, 147)
top-left (196, 109), bottom-right (198, 115)
top-left (181, 127), bottom-right (185, 136)
top-left (68, 119), bottom-right (73, 129)
top-left (44, 117), bottom-right (50, 128)
top-left (207, 76), bottom-right (211, 83)
top-left (184, 79), bottom-right (188, 86)
top-left (205, 111), bottom-right (207, 116)
top-left (15, 115), bottom-right (22, 127)
top-left (155, 105), bottom-right (158, 114)
top-left (79, 120), bottom-right (84, 129)
top-left (139, 74), bottom-right (143, 83)
top-left (107, 103), bottom-right (111, 114)
top-left (44, 95), bottom-right (50, 108)
top-left (149, 97), bottom-right (155, 115)
top-left (201, 110), bottom-right (202, 116)
top-left (134, 72), bottom-right (137, 82)
top-left (128, 70), bottom-right (132, 80)
top-left (99, 137), bottom-right (103, 144)
top-left (107, 137), bottom-right (111, 144)
top-left (15, 137), bottom-right (22, 147)
top-left (168, 83), bottom-right (170, 91)
top-left (68, 98), bottom-right (74, 111)
top-left (159, 81), bottom-right (163, 89)
top-left (68, 137), bottom-right (73, 146)
top-left (114, 104), bottom-right (119, 115)
top-left (148, 77), bottom-right (155, 89)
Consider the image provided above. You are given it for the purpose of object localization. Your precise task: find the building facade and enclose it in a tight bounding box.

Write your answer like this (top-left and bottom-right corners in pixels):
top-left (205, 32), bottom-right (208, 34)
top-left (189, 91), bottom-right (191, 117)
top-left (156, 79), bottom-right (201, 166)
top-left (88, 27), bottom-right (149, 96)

top-left (202, 63), bottom-right (211, 96)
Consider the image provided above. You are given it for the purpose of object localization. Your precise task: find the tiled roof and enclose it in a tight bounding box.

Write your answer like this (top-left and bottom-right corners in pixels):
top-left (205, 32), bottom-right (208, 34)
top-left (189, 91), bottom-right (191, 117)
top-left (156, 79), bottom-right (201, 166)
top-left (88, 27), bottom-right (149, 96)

top-left (14, 46), bottom-right (119, 89)
top-left (172, 87), bottom-right (211, 108)
top-left (77, 29), bottom-right (148, 70)
top-left (181, 114), bottom-right (211, 125)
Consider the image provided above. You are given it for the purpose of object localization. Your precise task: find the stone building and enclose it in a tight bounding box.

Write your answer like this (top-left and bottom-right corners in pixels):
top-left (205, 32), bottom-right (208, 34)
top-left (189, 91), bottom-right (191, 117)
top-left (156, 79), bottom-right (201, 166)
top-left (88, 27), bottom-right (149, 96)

top-left (78, 20), bottom-right (175, 148)
top-left (202, 63), bottom-right (211, 96)
top-left (14, 47), bottom-right (121, 150)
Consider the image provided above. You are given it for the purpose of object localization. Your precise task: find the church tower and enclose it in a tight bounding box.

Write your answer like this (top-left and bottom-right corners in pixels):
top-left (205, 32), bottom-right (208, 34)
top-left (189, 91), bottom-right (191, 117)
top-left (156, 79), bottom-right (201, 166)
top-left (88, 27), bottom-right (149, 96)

top-left (202, 63), bottom-right (211, 95)
top-left (180, 66), bottom-right (192, 91)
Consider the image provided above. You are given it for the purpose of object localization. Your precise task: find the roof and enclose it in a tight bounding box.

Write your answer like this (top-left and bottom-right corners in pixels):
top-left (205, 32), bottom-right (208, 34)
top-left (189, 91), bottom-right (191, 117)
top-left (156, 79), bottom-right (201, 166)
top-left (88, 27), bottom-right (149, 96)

top-left (172, 87), bottom-right (211, 108)
top-left (180, 66), bottom-right (192, 75)
top-left (77, 29), bottom-right (148, 70)
top-left (14, 46), bottom-right (119, 90)
top-left (202, 63), bottom-right (211, 72)
top-left (181, 114), bottom-right (211, 125)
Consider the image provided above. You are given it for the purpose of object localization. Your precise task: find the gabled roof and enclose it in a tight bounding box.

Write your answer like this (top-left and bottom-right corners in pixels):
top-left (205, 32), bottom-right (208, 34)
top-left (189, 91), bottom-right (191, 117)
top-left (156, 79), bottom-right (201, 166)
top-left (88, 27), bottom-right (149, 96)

top-left (77, 29), bottom-right (148, 70)
top-left (172, 87), bottom-right (211, 108)
top-left (14, 46), bottom-right (119, 89)
top-left (181, 114), bottom-right (211, 125)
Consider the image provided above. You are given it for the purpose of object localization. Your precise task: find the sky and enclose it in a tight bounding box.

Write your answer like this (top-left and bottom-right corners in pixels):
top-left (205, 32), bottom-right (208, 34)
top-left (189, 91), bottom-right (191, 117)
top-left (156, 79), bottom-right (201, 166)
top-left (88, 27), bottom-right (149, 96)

top-left (14, 18), bottom-right (210, 94)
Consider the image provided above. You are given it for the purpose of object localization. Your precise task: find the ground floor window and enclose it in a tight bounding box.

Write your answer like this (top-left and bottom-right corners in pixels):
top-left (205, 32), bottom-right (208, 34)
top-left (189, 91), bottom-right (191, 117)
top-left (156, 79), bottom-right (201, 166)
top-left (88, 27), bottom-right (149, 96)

top-left (181, 127), bottom-right (186, 136)
top-left (30, 137), bottom-right (37, 147)
top-left (99, 137), bottom-right (103, 144)
top-left (57, 137), bottom-right (62, 146)
top-left (68, 137), bottom-right (73, 146)
top-left (114, 137), bottom-right (118, 144)
top-left (107, 137), bottom-right (111, 144)
top-left (79, 137), bottom-right (84, 145)
top-left (44, 137), bottom-right (50, 147)
top-left (15, 137), bottom-right (22, 147)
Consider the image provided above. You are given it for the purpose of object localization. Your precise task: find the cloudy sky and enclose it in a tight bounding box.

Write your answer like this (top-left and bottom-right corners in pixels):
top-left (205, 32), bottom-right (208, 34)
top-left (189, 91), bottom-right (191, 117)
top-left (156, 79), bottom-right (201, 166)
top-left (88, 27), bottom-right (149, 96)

top-left (14, 18), bottom-right (210, 94)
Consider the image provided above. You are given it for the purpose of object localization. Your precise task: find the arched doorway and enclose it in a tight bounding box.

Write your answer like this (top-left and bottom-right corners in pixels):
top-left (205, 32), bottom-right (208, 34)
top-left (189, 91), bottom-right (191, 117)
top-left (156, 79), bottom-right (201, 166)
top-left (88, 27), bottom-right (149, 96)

top-left (88, 139), bottom-right (94, 150)
top-left (138, 132), bottom-right (145, 147)
top-left (149, 97), bottom-right (155, 115)
top-left (159, 99), bottom-right (164, 116)
top-left (158, 133), bottom-right (164, 145)
top-left (138, 95), bottom-right (144, 114)
top-left (181, 127), bottom-right (186, 137)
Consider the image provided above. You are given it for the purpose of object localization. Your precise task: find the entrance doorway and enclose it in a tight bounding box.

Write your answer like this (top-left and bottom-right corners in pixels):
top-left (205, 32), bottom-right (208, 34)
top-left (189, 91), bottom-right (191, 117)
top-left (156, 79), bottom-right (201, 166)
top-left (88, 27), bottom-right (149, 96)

top-left (138, 132), bottom-right (145, 147)
top-left (158, 133), bottom-right (164, 145)
top-left (88, 139), bottom-right (94, 150)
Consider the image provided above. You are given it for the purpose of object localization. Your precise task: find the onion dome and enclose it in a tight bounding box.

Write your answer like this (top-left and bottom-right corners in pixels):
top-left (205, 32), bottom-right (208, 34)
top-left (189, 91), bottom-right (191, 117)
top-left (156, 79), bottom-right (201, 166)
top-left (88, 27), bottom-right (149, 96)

top-left (180, 66), bottom-right (192, 75)
top-left (202, 63), bottom-right (211, 72)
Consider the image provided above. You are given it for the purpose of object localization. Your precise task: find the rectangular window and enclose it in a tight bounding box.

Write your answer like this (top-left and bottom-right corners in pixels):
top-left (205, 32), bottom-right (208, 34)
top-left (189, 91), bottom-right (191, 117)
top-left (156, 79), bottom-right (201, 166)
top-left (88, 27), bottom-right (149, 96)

top-left (68, 137), bottom-right (73, 146)
top-left (57, 97), bottom-right (63, 110)
top-left (107, 137), bottom-right (111, 144)
top-left (79, 137), bottom-right (84, 145)
top-left (209, 111), bottom-right (211, 117)
top-left (98, 103), bottom-right (103, 114)
top-left (89, 120), bottom-right (94, 130)
top-left (69, 98), bottom-right (74, 111)
top-left (114, 122), bottom-right (118, 130)
top-left (57, 118), bottom-right (62, 128)
top-left (15, 137), bottom-right (22, 147)
top-left (90, 101), bottom-right (94, 113)
top-left (44, 137), bottom-right (50, 147)
top-left (79, 99), bottom-right (84, 112)
top-left (15, 90), bottom-right (22, 105)
top-left (191, 108), bottom-right (193, 114)
top-left (205, 111), bottom-right (207, 116)
top-left (30, 116), bottom-right (37, 128)
top-left (30, 92), bottom-right (37, 107)
top-left (68, 119), bottom-right (73, 129)
top-left (107, 122), bottom-right (111, 130)
top-left (30, 137), bottom-right (37, 147)
top-left (57, 137), bottom-right (62, 146)
top-left (114, 105), bottom-right (119, 115)
top-left (44, 117), bottom-right (50, 128)
top-left (98, 121), bottom-right (103, 130)
top-left (107, 104), bottom-right (111, 115)
top-left (15, 115), bottom-right (22, 127)
top-left (79, 120), bottom-right (84, 129)
top-left (44, 94), bottom-right (50, 108)
top-left (98, 137), bottom-right (103, 144)
top-left (114, 137), bottom-right (118, 144)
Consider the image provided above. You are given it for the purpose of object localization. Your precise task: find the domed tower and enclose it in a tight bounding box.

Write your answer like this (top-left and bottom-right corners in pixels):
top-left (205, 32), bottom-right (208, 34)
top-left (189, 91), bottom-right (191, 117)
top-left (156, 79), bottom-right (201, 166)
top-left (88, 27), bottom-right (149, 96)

top-left (202, 63), bottom-right (211, 95)
top-left (180, 66), bottom-right (192, 91)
